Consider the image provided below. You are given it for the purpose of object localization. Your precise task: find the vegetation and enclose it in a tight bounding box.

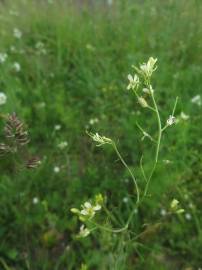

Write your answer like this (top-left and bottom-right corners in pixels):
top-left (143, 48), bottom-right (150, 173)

top-left (0, 0), bottom-right (202, 269)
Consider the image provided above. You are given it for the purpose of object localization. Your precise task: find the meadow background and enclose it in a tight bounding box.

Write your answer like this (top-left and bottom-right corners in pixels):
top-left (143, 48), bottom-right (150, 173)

top-left (0, 0), bottom-right (202, 269)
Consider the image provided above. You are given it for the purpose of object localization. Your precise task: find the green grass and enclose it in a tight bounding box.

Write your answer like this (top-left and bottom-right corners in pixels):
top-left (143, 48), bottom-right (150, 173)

top-left (0, 0), bottom-right (202, 269)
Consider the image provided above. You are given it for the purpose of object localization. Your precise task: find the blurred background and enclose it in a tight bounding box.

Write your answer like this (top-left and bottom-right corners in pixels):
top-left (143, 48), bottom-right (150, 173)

top-left (0, 0), bottom-right (202, 269)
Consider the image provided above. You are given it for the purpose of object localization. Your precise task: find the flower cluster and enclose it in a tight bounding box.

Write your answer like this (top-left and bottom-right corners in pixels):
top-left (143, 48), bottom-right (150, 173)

top-left (135, 57), bottom-right (157, 81)
top-left (87, 132), bottom-right (113, 147)
top-left (71, 194), bottom-right (104, 238)
top-left (71, 201), bottom-right (102, 222)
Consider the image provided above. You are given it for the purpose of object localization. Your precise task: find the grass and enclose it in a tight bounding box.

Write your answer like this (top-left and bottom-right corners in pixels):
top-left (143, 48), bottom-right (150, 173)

top-left (0, 0), bottom-right (202, 269)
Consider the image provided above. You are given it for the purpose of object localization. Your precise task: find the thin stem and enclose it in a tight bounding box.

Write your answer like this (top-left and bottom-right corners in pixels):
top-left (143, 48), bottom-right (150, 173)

top-left (143, 92), bottom-right (162, 196)
top-left (112, 142), bottom-right (140, 204)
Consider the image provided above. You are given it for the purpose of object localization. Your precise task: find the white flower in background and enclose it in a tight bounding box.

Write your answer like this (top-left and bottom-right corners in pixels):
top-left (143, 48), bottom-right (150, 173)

top-left (180, 111), bottom-right (189, 120)
top-left (10, 46), bottom-right (16, 52)
top-left (160, 209), bottom-right (167, 216)
top-left (54, 124), bottom-right (61, 131)
top-left (185, 213), bottom-right (192, 220)
top-left (35, 41), bottom-right (47, 55)
top-left (86, 44), bottom-right (95, 52)
top-left (57, 141), bottom-right (68, 150)
top-left (127, 74), bottom-right (139, 90)
top-left (32, 197), bottom-right (39, 204)
top-left (9, 10), bottom-right (19, 16)
top-left (191, 95), bottom-right (201, 106)
top-left (13, 62), bottom-right (21, 72)
top-left (13, 28), bottom-right (22, 39)
top-left (89, 118), bottom-right (99, 125)
top-left (107, 0), bottom-right (113, 6)
top-left (123, 197), bottom-right (129, 203)
top-left (137, 57), bottom-right (157, 79)
top-left (88, 132), bottom-right (113, 147)
top-left (166, 115), bottom-right (176, 126)
top-left (0, 53), bottom-right (8, 63)
top-left (0, 92), bottom-right (7, 105)
top-left (54, 166), bottom-right (60, 173)
top-left (37, 102), bottom-right (46, 108)
top-left (78, 225), bottom-right (90, 238)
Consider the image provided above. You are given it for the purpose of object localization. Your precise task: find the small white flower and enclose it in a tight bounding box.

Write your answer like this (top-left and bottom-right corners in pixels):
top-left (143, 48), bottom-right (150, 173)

top-left (137, 57), bottom-right (157, 79)
top-left (89, 118), bottom-right (99, 125)
top-left (160, 209), bottom-right (167, 216)
top-left (13, 28), bottom-right (22, 39)
top-left (32, 197), bottom-right (39, 204)
top-left (0, 92), bottom-right (7, 105)
top-left (54, 166), bottom-right (60, 173)
top-left (78, 225), bottom-right (90, 238)
top-left (10, 46), bottom-right (16, 52)
top-left (88, 132), bottom-right (112, 147)
top-left (123, 197), bottom-right (129, 203)
top-left (185, 213), bottom-right (192, 220)
top-left (163, 159), bottom-right (172, 164)
top-left (9, 10), bottom-right (19, 16)
top-left (127, 74), bottom-right (139, 90)
top-left (13, 62), bottom-right (21, 72)
top-left (35, 41), bottom-right (47, 55)
top-left (37, 102), bottom-right (46, 108)
top-left (191, 95), bottom-right (201, 106)
top-left (57, 141), bottom-right (68, 150)
top-left (180, 111), bottom-right (189, 120)
top-left (0, 53), bottom-right (8, 63)
top-left (54, 124), bottom-right (61, 131)
top-left (107, 0), bottom-right (113, 6)
top-left (166, 115), bottom-right (176, 126)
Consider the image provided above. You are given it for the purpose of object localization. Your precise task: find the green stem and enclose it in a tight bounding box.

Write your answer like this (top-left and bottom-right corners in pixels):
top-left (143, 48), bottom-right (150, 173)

top-left (144, 92), bottom-right (162, 196)
top-left (112, 142), bottom-right (140, 204)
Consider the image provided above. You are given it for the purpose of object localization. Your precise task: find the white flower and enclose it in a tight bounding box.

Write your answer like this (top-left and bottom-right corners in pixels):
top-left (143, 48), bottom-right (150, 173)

top-left (191, 95), bottom-right (201, 106)
top-left (107, 0), bottom-right (113, 6)
top-left (185, 213), bottom-right (192, 220)
top-left (127, 74), bottom-right (139, 90)
top-left (35, 41), bottom-right (47, 55)
top-left (54, 124), bottom-right (61, 131)
top-left (13, 62), bottom-right (21, 72)
top-left (71, 200), bottom-right (102, 221)
top-left (166, 115), bottom-right (176, 126)
top-left (0, 53), bottom-right (8, 63)
top-left (32, 197), bottom-right (39, 204)
top-left (0, 92), bottom-right (7, 105)
top-left (78, 225), bottom-right (90, 238)
top-left (54, 166), bottom-right (60, 173)
top-left (88, 132), bottom-right (112, 147)
top-left (180, 111), bottom-right (189, 120)
top-left (13, 28), bottom-right (22, 39)
top-left (10, 46), bottom-right (16, 52)
top-left (160, 209), bottom-right (167, 216)
top-left (57, 141), bottom-right (68, 150)
top-left (123, 197), bottom-right (129, 203)
top-left (138, 57), bottom-right (157, 79)
top-left (89, 118), bottom-right (99, 125)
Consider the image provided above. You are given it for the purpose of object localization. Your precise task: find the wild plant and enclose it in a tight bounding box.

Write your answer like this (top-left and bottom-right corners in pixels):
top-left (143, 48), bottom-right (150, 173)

top-left (71, 57), bottom-right (183, 240)
top-left (0, 112), bottom-right (40, 171)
